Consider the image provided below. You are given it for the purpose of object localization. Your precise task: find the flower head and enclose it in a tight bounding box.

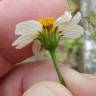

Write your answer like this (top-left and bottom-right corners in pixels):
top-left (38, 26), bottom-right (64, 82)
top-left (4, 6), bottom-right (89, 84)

top-left (12, 11), bottom-right (84, 55)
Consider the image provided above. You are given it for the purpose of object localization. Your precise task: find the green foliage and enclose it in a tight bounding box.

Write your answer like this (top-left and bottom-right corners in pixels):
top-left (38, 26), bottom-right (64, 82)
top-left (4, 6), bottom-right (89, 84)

top-left (63, 38), bottom-right (84, 50)
top-left (67, 0), bottom-right (73, 4)
top-left (89, 11), bottom-right (96, 39)
top-left (90, 12), bottom-right (96, 26)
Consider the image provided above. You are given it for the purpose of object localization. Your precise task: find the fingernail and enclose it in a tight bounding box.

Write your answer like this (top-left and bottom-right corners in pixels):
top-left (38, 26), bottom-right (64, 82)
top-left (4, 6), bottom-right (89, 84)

top-left (23, 81), bottom-right (73, 96)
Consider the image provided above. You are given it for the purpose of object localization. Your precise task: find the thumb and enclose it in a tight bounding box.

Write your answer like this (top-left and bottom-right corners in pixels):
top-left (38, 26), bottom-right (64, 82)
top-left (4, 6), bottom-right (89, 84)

top-left (23, 81), bottom-right (73, 96)
top-left (63, 67), bottom-right (96, 96)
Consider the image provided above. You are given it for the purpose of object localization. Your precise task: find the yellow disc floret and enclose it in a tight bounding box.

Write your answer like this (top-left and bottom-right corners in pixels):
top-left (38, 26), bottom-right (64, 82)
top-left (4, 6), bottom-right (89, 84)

top-left (38, 17), bottom-right (55, 28)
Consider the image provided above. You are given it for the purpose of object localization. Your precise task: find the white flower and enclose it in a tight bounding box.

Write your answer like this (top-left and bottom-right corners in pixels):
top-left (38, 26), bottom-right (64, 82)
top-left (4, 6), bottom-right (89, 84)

top-left (12, 11), bottom-right (84, 55)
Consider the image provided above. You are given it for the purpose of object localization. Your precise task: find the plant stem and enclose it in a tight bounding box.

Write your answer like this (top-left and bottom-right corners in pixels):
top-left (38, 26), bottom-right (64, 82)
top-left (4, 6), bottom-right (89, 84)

top-left (49, 50), bottom-right (65, 85)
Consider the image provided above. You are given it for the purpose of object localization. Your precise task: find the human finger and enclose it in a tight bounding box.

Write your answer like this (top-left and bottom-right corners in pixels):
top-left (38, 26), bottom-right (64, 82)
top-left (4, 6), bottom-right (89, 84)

top-left (63, 67), bottom-right (96, 96)
top-left (23, 81), bottom-right (73, 96)
top-left (0, 0), bottom-right (67, 64)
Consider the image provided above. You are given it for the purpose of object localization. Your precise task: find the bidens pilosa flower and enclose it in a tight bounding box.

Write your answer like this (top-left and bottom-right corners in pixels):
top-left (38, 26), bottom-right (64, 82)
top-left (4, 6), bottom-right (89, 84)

top-left (12, 11), bottom-right (84, 54)
top-left (12, 11), bottom-right (84, 85)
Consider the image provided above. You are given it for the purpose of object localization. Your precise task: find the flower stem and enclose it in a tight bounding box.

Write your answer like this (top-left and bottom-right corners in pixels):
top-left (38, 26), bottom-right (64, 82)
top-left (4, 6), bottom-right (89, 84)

top-left (49, 50), bottom-right (65, 85)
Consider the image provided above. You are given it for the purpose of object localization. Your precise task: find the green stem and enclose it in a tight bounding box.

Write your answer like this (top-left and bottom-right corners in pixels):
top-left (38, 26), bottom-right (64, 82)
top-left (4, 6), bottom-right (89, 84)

top-left (49, 50), bottom-right (65, 85)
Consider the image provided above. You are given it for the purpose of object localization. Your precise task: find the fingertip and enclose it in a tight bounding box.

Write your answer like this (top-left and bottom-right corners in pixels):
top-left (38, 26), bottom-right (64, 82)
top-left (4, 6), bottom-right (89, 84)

top-left (62, 67), bottom-right (86, 84)
top-left (23, 81), bottom-right (73, 96)
top-left (62, 66), bottom-right (88, 95)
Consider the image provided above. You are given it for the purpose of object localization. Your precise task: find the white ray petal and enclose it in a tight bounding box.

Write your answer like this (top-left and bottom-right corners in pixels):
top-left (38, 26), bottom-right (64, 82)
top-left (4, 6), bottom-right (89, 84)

top-left (71, 12), bottom-right (81, 24)
top-left (32, 40), bottom-right (42, 55)
top-left (12, 34), bottom-right (36, 49)
top-left (59, 24), bottom-right (84, 39)
top-left (55, 11), bottom-right (72, 26)
top-left (15, 20), bottom-right (43, 35)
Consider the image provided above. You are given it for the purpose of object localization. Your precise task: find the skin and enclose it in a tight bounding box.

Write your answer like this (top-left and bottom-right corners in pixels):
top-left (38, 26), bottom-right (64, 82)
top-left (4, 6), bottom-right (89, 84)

top-left (23, 81), bottom-right (73, 96)
top-left (0, 0), bottom-right (96, 96)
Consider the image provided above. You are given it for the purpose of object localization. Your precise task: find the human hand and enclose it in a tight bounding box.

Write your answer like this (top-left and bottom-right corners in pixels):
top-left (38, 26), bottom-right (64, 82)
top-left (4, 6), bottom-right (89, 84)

top-left (0, 0), bottom-right (96, 96)
top-left (23, 65), bottom-right (96, 96)
top-left (0, 0), bottom-right (67, 96)
top-left (0, 0), bottom-right (67, 77)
